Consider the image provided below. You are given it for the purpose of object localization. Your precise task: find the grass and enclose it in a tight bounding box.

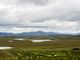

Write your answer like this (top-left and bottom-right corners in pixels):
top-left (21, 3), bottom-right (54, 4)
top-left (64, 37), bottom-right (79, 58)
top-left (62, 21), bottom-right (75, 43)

top-left (0, 37), bottom-right (80, 48)
top-left (0, 37), bottom-right (79, 60)
top-left (0, 48), bottom-right (80, 60)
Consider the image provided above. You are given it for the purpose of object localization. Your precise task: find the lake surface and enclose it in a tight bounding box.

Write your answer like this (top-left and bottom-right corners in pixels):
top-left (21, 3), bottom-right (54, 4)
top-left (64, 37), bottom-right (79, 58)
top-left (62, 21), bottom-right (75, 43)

top-left (0, 47), bottom-right (12, 50)
top-left (32, 40), bottom-right (52, 42)
top-left (14, 38), bottom-right (24, 41)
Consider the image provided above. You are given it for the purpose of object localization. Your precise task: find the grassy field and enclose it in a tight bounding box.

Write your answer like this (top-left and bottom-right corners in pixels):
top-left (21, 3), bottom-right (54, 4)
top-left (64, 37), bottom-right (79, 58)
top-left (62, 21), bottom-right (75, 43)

top-left (0, 37), bottom-right (80, 60)
top-left (0, 48), bottom-right (80, 60)
top-left (0, 37), bottom-right (80, 48)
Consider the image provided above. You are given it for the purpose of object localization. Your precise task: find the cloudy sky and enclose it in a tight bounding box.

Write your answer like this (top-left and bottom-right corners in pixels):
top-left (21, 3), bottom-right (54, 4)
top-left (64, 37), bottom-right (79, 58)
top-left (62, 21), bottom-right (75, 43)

top-left (0, 0), bottom-right (80, 33)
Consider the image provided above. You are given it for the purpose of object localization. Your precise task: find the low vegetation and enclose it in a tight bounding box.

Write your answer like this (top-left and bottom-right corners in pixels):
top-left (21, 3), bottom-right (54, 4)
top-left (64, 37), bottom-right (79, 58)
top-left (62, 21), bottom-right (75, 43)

top-left (0, 48), bottom-right (80, 60)
top-left (0, 36), bottom-right (79, 60)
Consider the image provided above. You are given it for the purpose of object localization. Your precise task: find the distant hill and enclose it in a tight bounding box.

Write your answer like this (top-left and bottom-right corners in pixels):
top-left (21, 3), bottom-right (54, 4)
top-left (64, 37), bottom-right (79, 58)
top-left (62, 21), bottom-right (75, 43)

top-left (0, 31), bottom-right (79, 37)
top-left (0, 31), bottom-right (60, 37)
top-left (19, 31), bottom-right (60, 36)
top-left (0, 32), bottom-right (14, 37)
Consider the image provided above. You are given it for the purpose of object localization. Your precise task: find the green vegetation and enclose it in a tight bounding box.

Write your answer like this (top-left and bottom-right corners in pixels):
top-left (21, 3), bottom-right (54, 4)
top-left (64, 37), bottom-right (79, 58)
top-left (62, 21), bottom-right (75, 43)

top-left (0, 36), bottom-right (79, 60)
top-left (0, 37), bottom-right (80, 48)
top-left (1, 48), bottom-right (80, 60)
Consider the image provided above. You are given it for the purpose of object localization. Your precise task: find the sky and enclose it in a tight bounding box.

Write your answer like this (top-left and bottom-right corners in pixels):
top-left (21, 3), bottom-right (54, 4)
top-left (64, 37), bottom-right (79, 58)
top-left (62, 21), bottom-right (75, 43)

top-left (0, 0), bottom-right (80, 33)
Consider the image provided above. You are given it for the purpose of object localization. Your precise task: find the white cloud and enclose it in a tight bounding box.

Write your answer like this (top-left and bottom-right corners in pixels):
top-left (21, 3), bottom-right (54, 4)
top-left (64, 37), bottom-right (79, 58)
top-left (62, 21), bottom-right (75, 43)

top-left (0, 0), bottom-right (79, 33)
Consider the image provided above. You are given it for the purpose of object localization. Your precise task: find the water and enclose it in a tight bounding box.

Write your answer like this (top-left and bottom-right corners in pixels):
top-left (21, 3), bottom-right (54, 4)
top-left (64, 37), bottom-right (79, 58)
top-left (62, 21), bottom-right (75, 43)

top-left (14, 38), bottom-right (24, 41)
top-left (32, 40), bottom-right (52, 42)
top-left (0, 47), bottom-right (12, 50)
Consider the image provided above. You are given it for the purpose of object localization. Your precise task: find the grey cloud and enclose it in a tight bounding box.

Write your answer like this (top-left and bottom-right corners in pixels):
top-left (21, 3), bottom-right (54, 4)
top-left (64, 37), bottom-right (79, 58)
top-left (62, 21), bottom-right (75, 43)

top-left (14, 0), bottom-right (80, 22)
top-left (17, 0), bottom-right (49, 6)
top-left (0, 0), bottom-right (79, 33)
